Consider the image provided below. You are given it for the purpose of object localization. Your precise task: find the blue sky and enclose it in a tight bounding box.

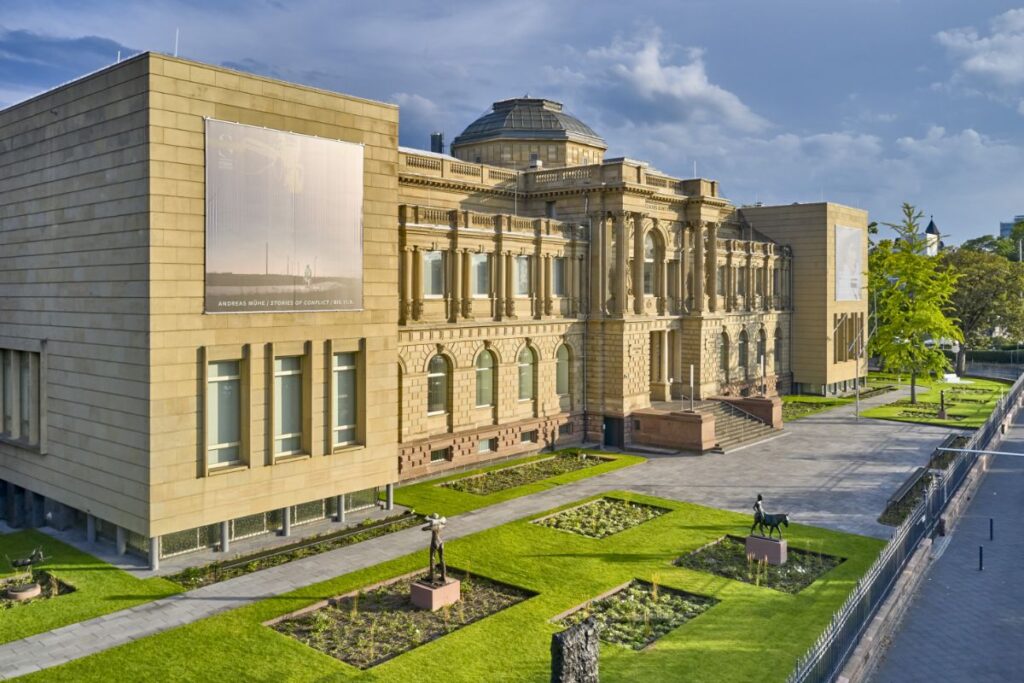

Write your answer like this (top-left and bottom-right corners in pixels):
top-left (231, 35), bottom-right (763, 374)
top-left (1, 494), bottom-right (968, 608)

top-left (3, 0), bottom-right (1024, 242)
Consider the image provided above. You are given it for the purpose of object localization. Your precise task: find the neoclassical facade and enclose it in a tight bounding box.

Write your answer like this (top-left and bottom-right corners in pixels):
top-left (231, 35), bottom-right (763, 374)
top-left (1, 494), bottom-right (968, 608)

top-left (393, 98), bottom-right (866, 479)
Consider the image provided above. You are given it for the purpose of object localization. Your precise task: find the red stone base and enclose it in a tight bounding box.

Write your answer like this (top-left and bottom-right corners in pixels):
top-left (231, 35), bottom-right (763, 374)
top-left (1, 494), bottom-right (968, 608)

top-left (410, 579), bottom-right (461, 611)
top-left (745, 536), bottom-right (788, 565)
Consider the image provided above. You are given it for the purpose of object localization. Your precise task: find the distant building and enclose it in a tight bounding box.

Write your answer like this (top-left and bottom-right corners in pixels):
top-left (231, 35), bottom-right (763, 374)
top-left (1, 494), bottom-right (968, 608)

top-left (925, 217), bottom-right (941, 256)
top-left (999, 215), bottom-right (1024, 238)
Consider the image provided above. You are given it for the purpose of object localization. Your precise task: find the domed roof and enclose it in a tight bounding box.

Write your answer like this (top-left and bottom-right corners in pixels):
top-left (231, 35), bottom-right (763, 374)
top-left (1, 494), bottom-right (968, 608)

top-left (451, 98), bottom-right (606, 149)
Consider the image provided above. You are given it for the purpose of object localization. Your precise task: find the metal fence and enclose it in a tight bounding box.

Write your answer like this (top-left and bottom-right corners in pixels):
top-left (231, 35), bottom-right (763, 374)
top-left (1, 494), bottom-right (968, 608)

top-left (786, 371), bottom-right (1024, 683)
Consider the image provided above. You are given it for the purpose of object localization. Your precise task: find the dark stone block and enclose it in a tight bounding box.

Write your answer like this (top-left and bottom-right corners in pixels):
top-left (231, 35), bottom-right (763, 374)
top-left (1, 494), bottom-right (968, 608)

top-left (551, 616), bottom-right (599, 683)
top-left (44, 498), bottom-right (76, 531)
top-left (29, 493), bottom-right (46, 528)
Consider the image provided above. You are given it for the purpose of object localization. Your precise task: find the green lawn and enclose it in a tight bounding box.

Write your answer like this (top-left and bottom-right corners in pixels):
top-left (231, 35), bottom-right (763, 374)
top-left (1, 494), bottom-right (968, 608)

top-left (781, 395), bottom-right (853, 421)
top-left (0, 530), bottom-right (181, 644)
top-left (861, 372), bottom-right (1009, 428)
top-left (24, 493), bottom-right (883, 683)
top-left (391, 450), bottom-right (645, 516)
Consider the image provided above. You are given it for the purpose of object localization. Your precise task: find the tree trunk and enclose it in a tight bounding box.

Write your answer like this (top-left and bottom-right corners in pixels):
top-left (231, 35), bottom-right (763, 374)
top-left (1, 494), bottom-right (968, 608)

top-left (956, 347), bottom-right (967, 376)
top-left (910, 370), bottom-right (917, 404)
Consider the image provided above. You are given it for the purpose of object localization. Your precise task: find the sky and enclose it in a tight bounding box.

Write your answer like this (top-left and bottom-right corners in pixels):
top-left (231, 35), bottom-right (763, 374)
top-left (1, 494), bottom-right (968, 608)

top-left (3, 0), bottom-right (1024, 243)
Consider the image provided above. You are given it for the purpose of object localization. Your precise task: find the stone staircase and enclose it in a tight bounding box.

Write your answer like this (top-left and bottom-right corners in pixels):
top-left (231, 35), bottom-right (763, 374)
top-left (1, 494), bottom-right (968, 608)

top-left (698, 400), bottom-right (777, 452)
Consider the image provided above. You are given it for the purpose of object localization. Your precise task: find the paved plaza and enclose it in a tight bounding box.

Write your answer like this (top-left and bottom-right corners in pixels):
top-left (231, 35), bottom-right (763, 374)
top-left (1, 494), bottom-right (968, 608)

top-left (870, 412), bottom-right (1024, 683)
top-left (0, 389), bottom-right (953, 679)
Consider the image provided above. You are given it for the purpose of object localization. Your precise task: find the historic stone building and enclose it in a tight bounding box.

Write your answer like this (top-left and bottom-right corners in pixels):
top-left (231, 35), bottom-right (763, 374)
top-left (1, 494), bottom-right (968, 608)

top-left (0, 57), bottom-right (867, 567)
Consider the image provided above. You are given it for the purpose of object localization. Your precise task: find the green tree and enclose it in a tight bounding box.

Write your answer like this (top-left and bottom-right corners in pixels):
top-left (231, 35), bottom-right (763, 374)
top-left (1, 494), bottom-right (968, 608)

top-left (940, 248), bottom-right (1024, 373)
top-left (868, 203), bottom-right (962, 403)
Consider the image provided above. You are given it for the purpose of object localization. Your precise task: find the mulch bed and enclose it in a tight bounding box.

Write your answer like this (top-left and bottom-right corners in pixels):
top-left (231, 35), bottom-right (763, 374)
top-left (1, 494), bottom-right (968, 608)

top-left (1, 570), bottom-right (75, 609)
top-left (441, 452), bottom-right (608, 496)
top-left (676, 536), bottom-right (843, 593)
top-left (167, 513), bottom-right (423, 590)
top-left (270, 569), bottom-right (534, 669)
top-left (558, 579), bottom-right (716, 650)
top-left (533, 498), bottom-right (669, 539)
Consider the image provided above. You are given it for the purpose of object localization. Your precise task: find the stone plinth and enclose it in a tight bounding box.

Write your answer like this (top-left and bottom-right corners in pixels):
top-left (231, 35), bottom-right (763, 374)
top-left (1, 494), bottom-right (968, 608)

top-left (410, 579), bottom-right (461, 611)
top-left (746, 535), bottom-right (787, 565)
top-left (551, 616), bottom-right (599, 683)
top-left (6, 582), bottom-right (42, 601)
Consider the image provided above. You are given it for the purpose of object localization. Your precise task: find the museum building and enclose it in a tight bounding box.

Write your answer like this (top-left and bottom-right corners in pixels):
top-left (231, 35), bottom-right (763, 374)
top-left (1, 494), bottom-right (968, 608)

top-left (0, 54), bottom-right (868, 567)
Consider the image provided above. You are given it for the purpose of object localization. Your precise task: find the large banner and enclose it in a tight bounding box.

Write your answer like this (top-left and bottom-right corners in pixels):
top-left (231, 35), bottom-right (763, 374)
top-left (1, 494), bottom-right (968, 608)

top-left (834, 224), bottom-right (863, 301)
top-left (205, 119), bottom-right (363, 313)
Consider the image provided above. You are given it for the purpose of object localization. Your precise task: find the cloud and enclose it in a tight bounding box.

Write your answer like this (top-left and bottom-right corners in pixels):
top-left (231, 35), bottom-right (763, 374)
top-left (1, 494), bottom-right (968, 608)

top-left (936, 9), bottom-right (1024, 87)
top-left (564, 32), bottom-right (768, 133)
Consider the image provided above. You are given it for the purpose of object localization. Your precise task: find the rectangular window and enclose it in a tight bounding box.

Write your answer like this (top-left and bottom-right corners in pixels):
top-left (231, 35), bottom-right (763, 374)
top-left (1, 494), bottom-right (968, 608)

top-left (274, 356), bottom-right (303, 455)
top-left (553, 257), bottom-right (566, 296)
top-left (333, 352), bottom-right (358, 447)
top-left (716, 266), bottom-right (726, 294)
top-left (423, 251), bottom-right (445, 297)
top-left (430, 447), bottom-right (450, 462)
top-left (0, 350), bottom-right (10, 435)
top-left (515, 256), bottom-right (531, 296)
top-left (558, 422), bottom-right (573, 436)
top-left (207, 360), bottom-right (242, 468)
top-left (738, 268), bottom-right (748, 295)
top-left (545, 201), bottom-right (557, 218)
top-left (520, 430), bottom-right (537, 444)
top-left (1, 349), bottom-right (41, 446)
top-left (477, 438), bottom-right (497, 454)
top-left (755, 267), bottom-right (764, 295)
top-left (471, 253), bottom-right (490, 297)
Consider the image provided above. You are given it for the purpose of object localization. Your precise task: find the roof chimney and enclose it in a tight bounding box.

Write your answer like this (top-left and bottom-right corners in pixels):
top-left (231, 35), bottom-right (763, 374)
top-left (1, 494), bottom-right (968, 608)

top-left (430, 132), bottom-right (444, 154)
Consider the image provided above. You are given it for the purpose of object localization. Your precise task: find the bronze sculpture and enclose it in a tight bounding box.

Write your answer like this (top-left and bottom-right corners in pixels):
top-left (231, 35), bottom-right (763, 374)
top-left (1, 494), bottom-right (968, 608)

top-left (422, 513), bottom-right (448, 585)
top-left (750, 495), bottom-right (789, 539)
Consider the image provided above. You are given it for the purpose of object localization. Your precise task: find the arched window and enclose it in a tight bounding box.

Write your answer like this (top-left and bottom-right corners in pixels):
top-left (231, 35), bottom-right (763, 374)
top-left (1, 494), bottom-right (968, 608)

top-left (774, 327), bottom-right (783, 373)
top-left (757, 330), bottom-right (767, 374)
top-left (643, 233), bottom-right (656, 295)
top-left (426, 355), bottom-right (449, 414)
top-left (556, 345), bottom-right (571, 396)
top-left (739, 331), bottom-right (749, 379)
top-left (518, 347), bottom-right (536, 401)
top-left (719, 332), bottom-right (730, 381)
top-left (475, 351), bottom-right (495, 407)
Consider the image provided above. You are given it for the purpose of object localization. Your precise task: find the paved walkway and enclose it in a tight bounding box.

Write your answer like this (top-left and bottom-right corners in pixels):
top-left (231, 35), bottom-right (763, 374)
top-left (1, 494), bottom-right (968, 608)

top-left (0, 388), bottom-right (953, 679)
top-left (870, 412), bottom-right (1024, 683)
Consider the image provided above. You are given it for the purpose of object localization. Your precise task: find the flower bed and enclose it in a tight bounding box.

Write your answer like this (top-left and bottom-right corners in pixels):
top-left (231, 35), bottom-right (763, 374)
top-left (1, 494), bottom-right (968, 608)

top-left (269, 568), bottom-right (534, 669)
top-left (676, 536), bottom-right (843, 593)
top-left (441, 451), bottom-right (608, 496)
top-left (1, 571), bottom-right (74, 609)
top-left (533, 497), bottom-right (669, 539)
top-left (877, 474), bottom-right (933, 526)
top-left (558, 579), bottom-right (716, 650)
top-left (167, 512), bottom-right (422, 589)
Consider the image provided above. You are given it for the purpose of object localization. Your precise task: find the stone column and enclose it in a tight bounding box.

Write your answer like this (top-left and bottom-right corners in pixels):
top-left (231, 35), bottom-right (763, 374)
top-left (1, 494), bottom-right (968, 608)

top-left (766, 256), bottom-right (775, 309)
top-left (335, 494), bottom-right (346, 522)
top-left (461, 249), bottom-right (472, 318)
top-left (86, 513), bottom-right (97, 543)
top-left (281, 507), bottom-right (292, 537)
top-left (149, 537), bottom-right (160, 571)
top-left (450, 246), bottom-right (462, 322)
top-left (411, 246), bottom-right (423, 321)
top-left (495, 248), bottom-right (505, 320)
top-left (386, 483), bottom-right (395, 511)
top-left (615, 213), bottom-right (628, 316)
top-left (693, 223), bottom-right (705, 312)
top-left (401, 247), bottom-right (413, 323)
top-left (220, 521), bottom-right (231, 553)
top-left (633, 213), bottom-right (645, 314)
top-left (116, 526), bottom-right (128, 555)
top-left (708, 223), bottom-right (719, 312)
top-left (680, 226), bottom-right (690, 312)
top-left (504, 252), bottom-right (515, 318)
top-left (543, 254), bottom-right (553, 316)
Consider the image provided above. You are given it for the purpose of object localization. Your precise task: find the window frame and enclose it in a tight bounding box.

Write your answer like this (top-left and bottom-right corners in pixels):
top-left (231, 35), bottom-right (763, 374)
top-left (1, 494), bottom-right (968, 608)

top-left (426, 354), bottom-right (450, 415)
top-left (331, 347), bottom-right (360, 449)
top-left (518, 347), bottom-right (536, 402)
top-left (475, 350), bottom-right (496, 408)
top-left (270, 346), bottom-right (308, 460)
top-left (555, 344), bottom-right (571, 397)
top-left (471, 252), bottom-right (491, 298)
top-left (552, 256), bottom-right (566, 297)
top-left (514, 255), bottom-right (531, 297)
top-left (643, 233), bottom-right (656, 296)
top-left (423, 250), bottom-right (445, 298)
top-left (206, 359), bottom-right (243, 469)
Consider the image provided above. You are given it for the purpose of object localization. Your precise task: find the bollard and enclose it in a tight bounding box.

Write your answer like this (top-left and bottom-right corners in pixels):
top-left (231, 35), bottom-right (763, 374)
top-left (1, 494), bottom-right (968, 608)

top-left (990, 518), bottom-right (994, 541)
top-left (979, 546), bottom-right (984, 571)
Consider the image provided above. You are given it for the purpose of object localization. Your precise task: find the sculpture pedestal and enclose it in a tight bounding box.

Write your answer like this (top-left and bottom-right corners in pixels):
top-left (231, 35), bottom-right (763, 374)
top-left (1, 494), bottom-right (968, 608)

top-left (411, 579), bottom-right (461, 611)
top-left (6, 582), bottom-right (42, 601)
top-left (745, 536), bottom-right (787, 565)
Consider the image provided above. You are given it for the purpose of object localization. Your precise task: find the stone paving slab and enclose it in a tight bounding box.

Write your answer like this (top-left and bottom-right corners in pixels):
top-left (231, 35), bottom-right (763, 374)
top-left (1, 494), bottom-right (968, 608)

top-left (870, 413), bottom-right (1024, 683)
top-left (0, 391), bottom-right (951, 679)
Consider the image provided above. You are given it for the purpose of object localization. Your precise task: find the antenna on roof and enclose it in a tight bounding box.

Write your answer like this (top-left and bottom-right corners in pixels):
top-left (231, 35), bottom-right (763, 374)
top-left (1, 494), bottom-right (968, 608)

top-left (174, 28), bottom-right (180, 57)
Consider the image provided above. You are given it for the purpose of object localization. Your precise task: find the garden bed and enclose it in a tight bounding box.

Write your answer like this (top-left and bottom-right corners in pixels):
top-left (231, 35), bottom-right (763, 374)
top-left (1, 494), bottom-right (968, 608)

top-left (676, 535), bottom-right (844, 593)
top-left (878, 474), bottom-right (933, 526)
top-left (557, 579), bottom-right (716, 651)
top-left (929, 434), bottom-right (970, 470)
top-left (1, 570), bottom-right (75, 608)
top-left (441, 451), bottom-right (608, 496)
top-left (167, 512), bottom-right (422, 589)
top-left (269, 568), bottom-right (534, 669)
top-left (532, 497), bottom-right (669, 539)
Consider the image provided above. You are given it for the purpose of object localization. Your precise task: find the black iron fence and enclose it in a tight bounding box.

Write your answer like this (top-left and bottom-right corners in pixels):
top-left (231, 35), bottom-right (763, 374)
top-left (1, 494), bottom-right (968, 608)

top-left (786, 372), bottom-right (1024, 683)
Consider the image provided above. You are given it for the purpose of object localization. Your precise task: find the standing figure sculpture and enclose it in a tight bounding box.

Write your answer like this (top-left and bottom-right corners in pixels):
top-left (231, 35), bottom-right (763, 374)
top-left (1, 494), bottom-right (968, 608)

top-left (750, 494), bottom-right (789, 539)
top-left (750, 494), bottom-right (765, 535)
top-left (422, 513), bottom-right (448, 585)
